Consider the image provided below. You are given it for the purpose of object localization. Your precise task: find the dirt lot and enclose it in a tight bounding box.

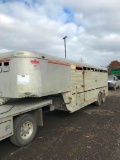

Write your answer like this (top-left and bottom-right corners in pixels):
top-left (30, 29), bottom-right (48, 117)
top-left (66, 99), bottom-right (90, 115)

top-left (0, 89), bottom-right (120, 160)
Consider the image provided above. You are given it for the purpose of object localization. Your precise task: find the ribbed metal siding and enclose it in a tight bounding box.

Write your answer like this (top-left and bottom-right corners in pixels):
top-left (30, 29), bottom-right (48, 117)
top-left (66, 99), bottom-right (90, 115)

top-left (63, 69), bottom-right (108, 112)
top-left (71, 70), bottom-right (83, 93)
top-left (84, 71), bottom-right (107, 91)
top-left (70, 70), bottom-right (84, 107)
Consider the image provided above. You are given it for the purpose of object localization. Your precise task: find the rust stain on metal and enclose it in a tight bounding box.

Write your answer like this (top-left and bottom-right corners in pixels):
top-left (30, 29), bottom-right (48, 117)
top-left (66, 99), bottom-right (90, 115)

top-left (0, 58), bottom-right (11, 62)
top-left (48, 60), bottom-right (70, 66)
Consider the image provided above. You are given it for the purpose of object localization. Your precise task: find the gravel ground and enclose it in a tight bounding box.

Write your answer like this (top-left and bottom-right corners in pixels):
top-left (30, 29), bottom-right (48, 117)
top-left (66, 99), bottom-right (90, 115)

top-left (0, 89), bottom-right (120, 160)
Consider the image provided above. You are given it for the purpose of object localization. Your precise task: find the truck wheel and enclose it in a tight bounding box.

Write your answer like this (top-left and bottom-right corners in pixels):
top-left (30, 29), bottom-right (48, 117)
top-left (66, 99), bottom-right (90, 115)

top-left (113, 84), bottom-right (116, 90)
top-left (10, 114), bottom-right (37, 146)
top-left (102, 92), bottom-right (106, 103)
top-left (95, 93), bottom-right (102, 106)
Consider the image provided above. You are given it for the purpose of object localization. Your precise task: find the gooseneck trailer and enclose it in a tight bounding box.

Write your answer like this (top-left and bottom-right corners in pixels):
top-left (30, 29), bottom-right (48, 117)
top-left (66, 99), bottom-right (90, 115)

top-left (0, 51), bottom-right (108, 146)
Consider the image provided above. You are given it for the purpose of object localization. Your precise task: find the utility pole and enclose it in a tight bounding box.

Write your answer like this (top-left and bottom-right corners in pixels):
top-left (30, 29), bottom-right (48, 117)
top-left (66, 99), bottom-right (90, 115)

top-left (63, 36), bottom-right (67, 59)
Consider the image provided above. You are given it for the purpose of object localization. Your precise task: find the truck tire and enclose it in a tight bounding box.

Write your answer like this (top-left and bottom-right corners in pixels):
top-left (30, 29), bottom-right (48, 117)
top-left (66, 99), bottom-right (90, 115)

top-left (10, 114), bottom-right (37, 146)
top-left (113, 84), bottom-right (116, 90)
top-left (95, 93), bottom-right (102, 106)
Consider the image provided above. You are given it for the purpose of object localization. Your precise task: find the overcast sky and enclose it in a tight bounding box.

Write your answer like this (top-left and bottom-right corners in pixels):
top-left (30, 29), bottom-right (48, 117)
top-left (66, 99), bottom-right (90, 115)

top-left (0, 0), bottom-right (120, 67)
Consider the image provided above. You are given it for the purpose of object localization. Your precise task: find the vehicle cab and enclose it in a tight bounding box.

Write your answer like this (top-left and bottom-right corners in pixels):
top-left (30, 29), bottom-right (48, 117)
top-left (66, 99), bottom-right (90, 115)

top-left (108, 75), bottom-right (120, 90)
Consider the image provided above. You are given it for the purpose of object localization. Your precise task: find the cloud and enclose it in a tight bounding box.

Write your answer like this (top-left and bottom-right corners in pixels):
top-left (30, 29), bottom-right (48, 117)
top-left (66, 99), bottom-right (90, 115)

top-left (0, 0), bottom-right (120, 67)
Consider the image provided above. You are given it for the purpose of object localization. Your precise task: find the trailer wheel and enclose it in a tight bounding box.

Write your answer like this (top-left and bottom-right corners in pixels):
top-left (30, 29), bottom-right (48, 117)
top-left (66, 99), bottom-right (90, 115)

top-left (102, 92), bottom-right (106, 103)
top-left (10, 114), bottom-right (37, 146)
top-left (95, 93), bottom-right (102, 106)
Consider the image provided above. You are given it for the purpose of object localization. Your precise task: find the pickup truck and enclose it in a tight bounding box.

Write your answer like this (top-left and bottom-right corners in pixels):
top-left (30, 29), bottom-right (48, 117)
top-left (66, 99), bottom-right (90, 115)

top-left (108, 75), bottom-right (120, 90)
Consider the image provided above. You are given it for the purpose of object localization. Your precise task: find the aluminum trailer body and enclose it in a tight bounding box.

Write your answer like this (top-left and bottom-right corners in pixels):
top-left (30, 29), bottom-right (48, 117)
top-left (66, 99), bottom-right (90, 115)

top-left (0, 51), bottom-right (71, 102)
top-left (0, 51), bottom-right (108, 146)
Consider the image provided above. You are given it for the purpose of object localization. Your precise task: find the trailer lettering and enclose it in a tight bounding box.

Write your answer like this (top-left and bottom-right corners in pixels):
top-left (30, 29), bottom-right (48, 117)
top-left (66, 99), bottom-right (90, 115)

top-left (30, 59), bottom-right (39, 65)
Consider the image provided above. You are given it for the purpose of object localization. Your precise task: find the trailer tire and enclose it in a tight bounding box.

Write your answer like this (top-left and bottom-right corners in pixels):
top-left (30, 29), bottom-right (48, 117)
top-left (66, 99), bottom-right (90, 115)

top-left (95, 93), bottom-right (102, 106)
top-left (10, 114), bottom-right (37, 146)
top-left (102, 92), bottom-right (106, 103)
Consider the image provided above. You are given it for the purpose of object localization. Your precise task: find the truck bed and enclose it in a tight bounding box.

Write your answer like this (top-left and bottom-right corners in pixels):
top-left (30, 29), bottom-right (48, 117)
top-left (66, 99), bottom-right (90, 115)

top-left (0, 98), bottom-right (52, 141)
top-left (0, 98), bottom-right (52, 119)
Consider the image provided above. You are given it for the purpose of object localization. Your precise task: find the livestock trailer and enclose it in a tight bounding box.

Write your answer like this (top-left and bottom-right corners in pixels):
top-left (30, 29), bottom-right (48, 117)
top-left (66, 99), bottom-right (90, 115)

top-left (0, 51), bottom-right (108, 146)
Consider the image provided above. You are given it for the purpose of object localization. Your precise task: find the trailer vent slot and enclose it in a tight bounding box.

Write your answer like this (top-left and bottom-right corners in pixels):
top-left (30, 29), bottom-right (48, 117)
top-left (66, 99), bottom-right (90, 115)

top-left (83, 67), bottom-right (87, 70)
top-left (4, 62), bottom-right (9, 66)
top-left (91, 68), bottom-right (94, 71)
top-left (76, 67), bottom-right (83, 70)
top-left (0, 63), bottom-right (2, 73)
top-left (3, 62), bottom-right (10, 72)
